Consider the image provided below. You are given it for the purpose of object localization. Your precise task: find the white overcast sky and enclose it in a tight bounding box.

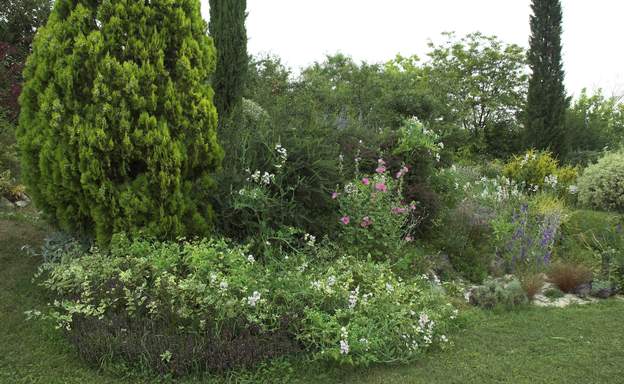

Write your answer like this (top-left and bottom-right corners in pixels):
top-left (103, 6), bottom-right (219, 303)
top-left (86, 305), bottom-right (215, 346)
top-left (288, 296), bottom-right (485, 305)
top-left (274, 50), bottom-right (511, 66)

top-left (200, 1), bottom-right (624, 97)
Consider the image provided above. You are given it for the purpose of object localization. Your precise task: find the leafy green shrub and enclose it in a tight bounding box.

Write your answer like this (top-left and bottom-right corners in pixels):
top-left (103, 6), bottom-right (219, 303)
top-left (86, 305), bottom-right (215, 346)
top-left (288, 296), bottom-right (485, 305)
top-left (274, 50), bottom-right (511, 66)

top-left (29, 235), bottom-right (460, 374)
top-left (335, 160), bottom-right (417, 260)
top-left (604, 250), bottom-right (624, 293)
top-left (0, 111), bottom-right (19, 176)
top-left (435, 199), bottom-right (496, 282)
top-left (502, 150), bottom-right (577, 194)
top-left (468, 277), bottom-right (528, 309)
top-left (391, 118), bottom-right (444, 233)
top-left (17, 0), bottom-right (222, 245)
top-left (577, 151), bottom-right (624, 212)
top-left (557, 210), bottom-right (622, 270)
top-left (214, 97), bottom-right (342, 244)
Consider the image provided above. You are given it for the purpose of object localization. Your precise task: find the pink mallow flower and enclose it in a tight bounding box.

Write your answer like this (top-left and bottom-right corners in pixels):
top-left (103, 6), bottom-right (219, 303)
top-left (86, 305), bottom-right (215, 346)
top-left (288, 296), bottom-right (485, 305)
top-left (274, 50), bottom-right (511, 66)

top-left (360, 216), bottom-right (373, 228)
top-left (396, 166), bottom-right (409, 179)
top-left (332, 192), bottom-right (339, 199)
top-left (391, 207), bottom-right (408, 215)
top-left (362, 177), bottom-right (370, 186)
top-left (340, 216), bottom-right (351, 225)
top-left (375, 166), bottom-right (387, 174)
top-left (375, 183), bottom-right (388, 192)
top-left (404, 235), bottom-right (414, 242)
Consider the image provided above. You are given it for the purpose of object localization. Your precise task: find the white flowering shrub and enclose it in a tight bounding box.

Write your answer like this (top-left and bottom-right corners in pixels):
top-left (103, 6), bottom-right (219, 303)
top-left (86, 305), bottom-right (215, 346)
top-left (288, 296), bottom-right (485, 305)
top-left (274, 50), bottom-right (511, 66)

top-left (298, 256), bottom-right (459, 365)
top-left (577, 151), bottom-right (624, 212)
top-left (29, 234), bottom-right (460, 374)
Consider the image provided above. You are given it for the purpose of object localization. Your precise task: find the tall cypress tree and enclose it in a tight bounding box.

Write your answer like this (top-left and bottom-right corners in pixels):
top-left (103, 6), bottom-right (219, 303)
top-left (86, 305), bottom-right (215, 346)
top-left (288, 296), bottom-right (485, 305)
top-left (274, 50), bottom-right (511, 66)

top-left (18, 0), bottom-right (223, 245)
top-left (525, 0), bottom-right (568, 158)
top-left (208, 0), bottom-right (248, 119)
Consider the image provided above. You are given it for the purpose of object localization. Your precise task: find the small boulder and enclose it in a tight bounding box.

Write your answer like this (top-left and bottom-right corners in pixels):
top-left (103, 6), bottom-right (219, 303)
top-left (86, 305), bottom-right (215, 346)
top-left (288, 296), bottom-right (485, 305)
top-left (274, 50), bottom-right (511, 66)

top-left (592, 287), bottom-right (613, 299)
top-left (574, 283), bottom-right (592, 298)
top-left (0, 196), bottom-right (14, 209)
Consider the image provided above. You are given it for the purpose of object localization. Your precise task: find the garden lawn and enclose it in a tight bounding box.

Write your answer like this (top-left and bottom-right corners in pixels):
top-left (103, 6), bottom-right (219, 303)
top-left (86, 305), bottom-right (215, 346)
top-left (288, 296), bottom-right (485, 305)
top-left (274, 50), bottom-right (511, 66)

top-left (1, 216), bottom-right (624, 384)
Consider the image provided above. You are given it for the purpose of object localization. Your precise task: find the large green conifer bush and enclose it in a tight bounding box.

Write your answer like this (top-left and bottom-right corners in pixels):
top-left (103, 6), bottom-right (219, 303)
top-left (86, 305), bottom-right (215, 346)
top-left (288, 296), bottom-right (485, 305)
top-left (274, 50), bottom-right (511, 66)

top-left (18, 0), bottom-right (223, 244)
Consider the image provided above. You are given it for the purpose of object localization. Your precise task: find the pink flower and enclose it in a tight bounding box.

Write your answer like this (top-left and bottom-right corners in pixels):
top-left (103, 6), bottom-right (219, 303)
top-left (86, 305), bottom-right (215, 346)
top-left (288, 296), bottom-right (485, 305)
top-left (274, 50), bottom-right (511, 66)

top-left (362, 178), bottom-right (370, 186)
top-left (375, 166), bottom-right (387, 174)
top-left (331, 192), bottom-right (339, 199)
top-left (360, 216), bottom-right (373, 228)
top-left (396, 166), bottom-right (409, 179)
top-left (391, 207), bottom-right (408, 215)
top-left (404, 235), bottom-right (413, 242)
top-left (375, 183), bottom-right (387, 192)
top-left (378, 158), bottom-right (386, 166)
top-left (340, 216), bottom-right (350, 225)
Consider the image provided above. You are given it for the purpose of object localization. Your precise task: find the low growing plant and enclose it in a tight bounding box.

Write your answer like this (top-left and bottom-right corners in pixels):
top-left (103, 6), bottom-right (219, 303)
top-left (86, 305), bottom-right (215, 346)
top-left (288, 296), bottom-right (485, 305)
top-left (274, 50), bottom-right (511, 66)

top-left (28, 234), bottom-right (460, 374)
top-left (544, 287), bottom-right (565, 299)
top-left (469, 277), bottom-right (528, 309)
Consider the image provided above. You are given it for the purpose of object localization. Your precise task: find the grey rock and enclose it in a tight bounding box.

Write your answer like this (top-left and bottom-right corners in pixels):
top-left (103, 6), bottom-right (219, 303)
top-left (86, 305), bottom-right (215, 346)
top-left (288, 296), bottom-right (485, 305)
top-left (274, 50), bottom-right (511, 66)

top-left (592, 288), bottom-right (613, 299)
top-left (575, 283), bottom-right (591, 298)
top-left (15, 199), bottom-right (30, 208)
top-left (0, 197), bottom-right (14, 209)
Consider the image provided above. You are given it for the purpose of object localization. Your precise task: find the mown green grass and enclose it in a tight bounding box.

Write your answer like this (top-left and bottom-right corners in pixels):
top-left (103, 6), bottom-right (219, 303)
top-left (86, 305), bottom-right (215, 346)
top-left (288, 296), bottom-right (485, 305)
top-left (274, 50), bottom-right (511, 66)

top-left (1, 216), bottom-right (624, 384)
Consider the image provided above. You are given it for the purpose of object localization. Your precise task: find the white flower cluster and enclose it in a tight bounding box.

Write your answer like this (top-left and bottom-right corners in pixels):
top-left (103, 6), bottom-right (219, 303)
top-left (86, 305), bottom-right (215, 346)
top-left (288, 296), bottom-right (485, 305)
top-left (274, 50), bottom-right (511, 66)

top-left (340, 326), bottom-right (350, 355)
top-left (246, 169), bottom-right (276, 186)
top-left (274, 143), bottom-right (288, 169)
top-left (473, 176), bottom-right (522, 202)
top-left (311, 275), bottom-right (339, 292)
top-left (348, 286), bottom-right (360, 309)
top-left (238, 187), bottom-right (261, 199)
top-left (519, 152), bottom-right (537, 167)
top-left (544, 174), bottom-right (558, 189)
top-left (417, 312), bottom-right (435, 346)
top-left (344, 182), bottom-right (357, 194)
top-left (327, 275), bottom-right (336, 286)
top-left (304, 233), bottom-right (316, 247)
top-left (247, 291), bottom-right (262, 307)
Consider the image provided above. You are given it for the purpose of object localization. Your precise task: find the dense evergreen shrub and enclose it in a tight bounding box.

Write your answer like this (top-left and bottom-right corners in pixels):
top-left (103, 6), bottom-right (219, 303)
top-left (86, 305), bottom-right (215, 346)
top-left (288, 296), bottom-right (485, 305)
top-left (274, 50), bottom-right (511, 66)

top-left (577, 151), bottom-right (624, 213)
top-left (18, 0), bottom-right (222, 244)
